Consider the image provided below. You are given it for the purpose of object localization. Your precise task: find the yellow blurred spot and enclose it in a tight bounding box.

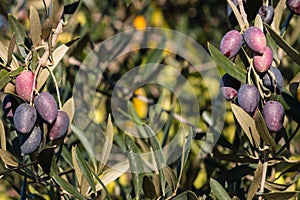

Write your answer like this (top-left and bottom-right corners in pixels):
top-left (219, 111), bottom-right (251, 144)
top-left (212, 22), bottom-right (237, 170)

top-left (119, 173), bottom-right (129, 186)
top-left (56, 32), bottom-right (73, 44)
top-left (93, 97), bottom-right (107, 124)
top-left (274, 172), bottom-right (285, 185)
top-left (151, 9), bottom-right (164, 27)
top-left (132, 88), bottom-right (148, 119)
top-left (223, 110), bottom-right (236, 143)
top-left (106, 181), bottom-right (116, 194)
top-left (75, 11), bottom-right (86, 26)
top-left (133, 15), bottom-right (147, 29)
top-left (193, 164), bottom-right (207, 189)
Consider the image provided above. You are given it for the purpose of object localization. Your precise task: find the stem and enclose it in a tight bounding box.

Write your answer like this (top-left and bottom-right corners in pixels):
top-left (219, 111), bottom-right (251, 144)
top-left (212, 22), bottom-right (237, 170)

top-left (280, 12), bottom-right (294, 36)
top-left (46, 66), bottom-right (62, 109)
top-left (259, 145), bottom-right (269, 200)
top-left (238, 0), bottom-right (249, 29)
top-left (20, 176), bottom-right (27, 200)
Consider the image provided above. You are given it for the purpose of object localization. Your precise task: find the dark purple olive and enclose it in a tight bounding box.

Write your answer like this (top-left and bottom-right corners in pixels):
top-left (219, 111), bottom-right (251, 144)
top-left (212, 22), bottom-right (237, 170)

top-left (20, 126), bottom-right (42, 155)
top-left (262, 66), bottom-right (284, 93)
top-left (220, 30), bottom-right (243, 58)
top-left (263, 100), bottom-right (284, 132)
top-left (220, 74), bottom-right (241, 100)
top-left (237, 84), bottom-right (260, 114)
top-left (34, 92), bottom-right (58, 124)
top-left (287, 0), bottom-right (300, 15)
top-left (244, 26), bottom-right (266, 54)
top-left (13, 103), bottom-right (37, 134)
top-left (258, 5), bottom-right (275, 24)
top-left (48, 111), bottom-right (70, 140)
top-left (253, 47), bottom-right (273, 73)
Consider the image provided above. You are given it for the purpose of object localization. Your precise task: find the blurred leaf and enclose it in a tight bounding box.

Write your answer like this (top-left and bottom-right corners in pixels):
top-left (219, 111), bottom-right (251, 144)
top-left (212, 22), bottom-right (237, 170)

top-left (8, 14), bottom-right (27, 57)
top-left (143, 176), bottom-right (157, 199)
top-left (253, 109), bottom-right (276, 151)
top-left (62, 145), bottom-right (73, 168)
top-left (0, 149), bottom-right (19, 167)
top-left (213, 153), bottom-right (258, 163)
top-left (261, 191), bottom-right (298, 200)
top-left (62, 97), bottom-right (75, 124)
top-left (63, 1), bottom-right (80, 15)
top-left (0, 120), bottom-right (6, 151)
top-left (172, 191), bottom-right (197, 200)
top-left (91, 159), bottom-right (129, 194)
top-left (74, 146), bottom-right (96, 193)
top-left (51, 163), bottom-right (86, 200)
top-left (91, 170), bottom-right (112, 200)
top-left (210, 178), bottom-right (231, 200)
top-left (273, 0), bottom-right (287, 33)
top-left (162, 166), bottom-right (177, 192)
top-left (30, 6), bottom-right (42, 47)
top-left (208, 43), bottom-right (246, 83)
top-left (231, 103), bottom-right (260, 148)
top-left (128, 101), bottom-right (143, 125)
top-left (125, 134), bottom-right (144, 198)
top-left (7, 33), bottom-right (16, 66)
top-left (0, 40), bottom-right (19, 70)
top-left (279, 90), bottom-right (300, 124)
top-left (98, 114), bottom-right (114, 173)
top-left (247, 162), bottom-right (262, 200)
top-left (144, 124), bottom-right (166, 195)
top-left (41, 16), bottom-right (53, 40)
top-left (265, 180), bottom-right (293, 192)
top-left (38, 146), bottom-right (55, 175)
top-left (37, 44), bottom-right (69, 90)
top-left (125, 0), bottom-right (132, 7)
top-left (265, 23), bottom-right (300, 65)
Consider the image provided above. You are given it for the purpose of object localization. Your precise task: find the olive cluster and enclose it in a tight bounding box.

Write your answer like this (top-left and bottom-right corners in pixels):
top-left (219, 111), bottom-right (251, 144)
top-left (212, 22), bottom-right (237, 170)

top-left (2, 70), bottom-right (70, 155)
top-left (220, 24), bottom-right (284, 132)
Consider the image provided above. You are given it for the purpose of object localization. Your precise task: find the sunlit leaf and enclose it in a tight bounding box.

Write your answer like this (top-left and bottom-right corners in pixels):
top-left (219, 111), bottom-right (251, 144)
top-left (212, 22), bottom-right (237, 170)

top-left (273, 0), bottom-right (287, 33)
top-left (231, 103), bottom-right (260, 148)
top-left (0, 40), bottom-right (19, 70)
top-left (247, 162), bottom-right (262, 200)
top-left (30, 6), bottom-right (42, 47)
top-left (0, 149), bottom-right (19, 167)
top-left (253, 109), bottom-right (277, 151)
top-left (227, 0), bottom-right (245, 30)
top-left (210, 178), bottom-right (231, 200)
top-left (37, 44), bottom-right (69, 90)
top-left (265, 23), bottom-right (300, 65)
top-left (62, 97), bottom-right (75, 124)
top-left (208, 43), bottom-right (246, 83)
top-left (0, 120), bottom-right (6, 151)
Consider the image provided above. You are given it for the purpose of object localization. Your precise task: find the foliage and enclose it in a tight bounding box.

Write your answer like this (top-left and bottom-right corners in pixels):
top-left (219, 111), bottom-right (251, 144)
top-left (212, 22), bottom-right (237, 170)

top-left (0, 0), bottom-right (300, 199)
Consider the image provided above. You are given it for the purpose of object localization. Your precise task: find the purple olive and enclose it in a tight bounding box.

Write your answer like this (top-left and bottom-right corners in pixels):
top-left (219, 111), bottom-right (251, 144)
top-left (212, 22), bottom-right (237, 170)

top-left (15, 71), bottom-right (36, 102)
top-left (48, 111), bottom-right (70, 140)
top-left (20, 126), bottom-right (42, 155)
top-left (13, 103), bottom-right (37, 134)
top-left (237, 84), bottom-right (260, 114)
top-left (220, 30), bottom-right (243, 58)
top-left (220, 74), bottom-right (241, 100)
top-left (287, 0), bottom-right (300, 15)
top-left (262, 66), bottom-right (284, 93)
top-left (263, 100), bottom-right (284, 132)
top-left (253, 47), bottom-right (273, 73)
top-left (244, 26), bottom-right (266, 54)
top-left (258, 5), bottom-right (275, 24)
top-left (34, 92), bottom-right (58, 124)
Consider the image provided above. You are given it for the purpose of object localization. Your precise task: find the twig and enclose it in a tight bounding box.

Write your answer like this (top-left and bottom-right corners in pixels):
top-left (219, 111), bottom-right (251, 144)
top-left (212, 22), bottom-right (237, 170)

top-left (238, 0), bottom-right (249, 29)
top-left (46, 66), bottom-right (62, 109)
top-left (259, 145), bottom-right (269, 200)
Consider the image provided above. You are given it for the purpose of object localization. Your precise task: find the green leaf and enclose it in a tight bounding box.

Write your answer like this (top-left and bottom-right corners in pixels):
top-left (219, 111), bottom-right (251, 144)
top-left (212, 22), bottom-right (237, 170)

top-left (37, 146), bottom-right (55, 175)
top-left (37, 44), bottom-right (69, 90)
top-left (52, 168), bottom-right (86, 200)
top-left (98, 114), bottom-right (114, 173)
top-left (273, 0), bottom-right (287, 33)
top-left (0, 67), bottom-right (24, 90)
top-left (210, 178), bottom-right (231, 200)
top-left (7, 33), bottom-right (16, 67)
top-left (61, 145), bottom-right (73, 168)
top-left (0, 41), bottom-right (19, 70)
top-left (172, 191), bottom-right (197, 200)
top-left (30, 6), bottom-right (42, 47)
top-left (0, 149), bottom-right (19, 167)
top-left (74, 146), bottom-right (96, 193)
top-left (265, 23), bottom-right (300, 65)
top-left (253, 109), bottom-right (277, 151)
top-left (231, 103), bottom-right (260, 148)
top-left (162, 166), bottom-right (177, 192)
top-left (247, 162), bottom-right (262, 200)
top-left (0, 120), bottom-right (6, 151)
top-left (8, 14), bottom-right (27, 57)
top-left (208, 43), bottom-right (246, 83)
top-left (62, 97), bottom-right (75, 124)
top-left (142, 176), bottom-right (157, 199)
top-left (125, 135), bottom-right (144, 198)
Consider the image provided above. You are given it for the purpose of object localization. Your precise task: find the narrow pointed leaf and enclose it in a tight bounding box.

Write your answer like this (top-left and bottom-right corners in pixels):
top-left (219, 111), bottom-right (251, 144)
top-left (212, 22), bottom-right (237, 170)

top-left (261, 191), bottom-right (298, 200)
top-left (7, 33), bottom-right (16, 66)
top-left (162, 166), bottom-right (177, 192)
top-left (0, 149), bottom-right (19, 167)
top-left (30, 6), bottom-right (42, 47)
top-left (8, 14), bottom-right (27, 57)
top-left (0, 41), bottom-right (19, 70)
top-left (208, 43), bottom-right (246, 83)
top-left (143, 176), bottom-right (157, 199)
top-left (210, 178), bottom-right (231, 200)
top-left (0, 120), bottom-right (6, 151)
top-left (247, 162), bottom-right (262, 200)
